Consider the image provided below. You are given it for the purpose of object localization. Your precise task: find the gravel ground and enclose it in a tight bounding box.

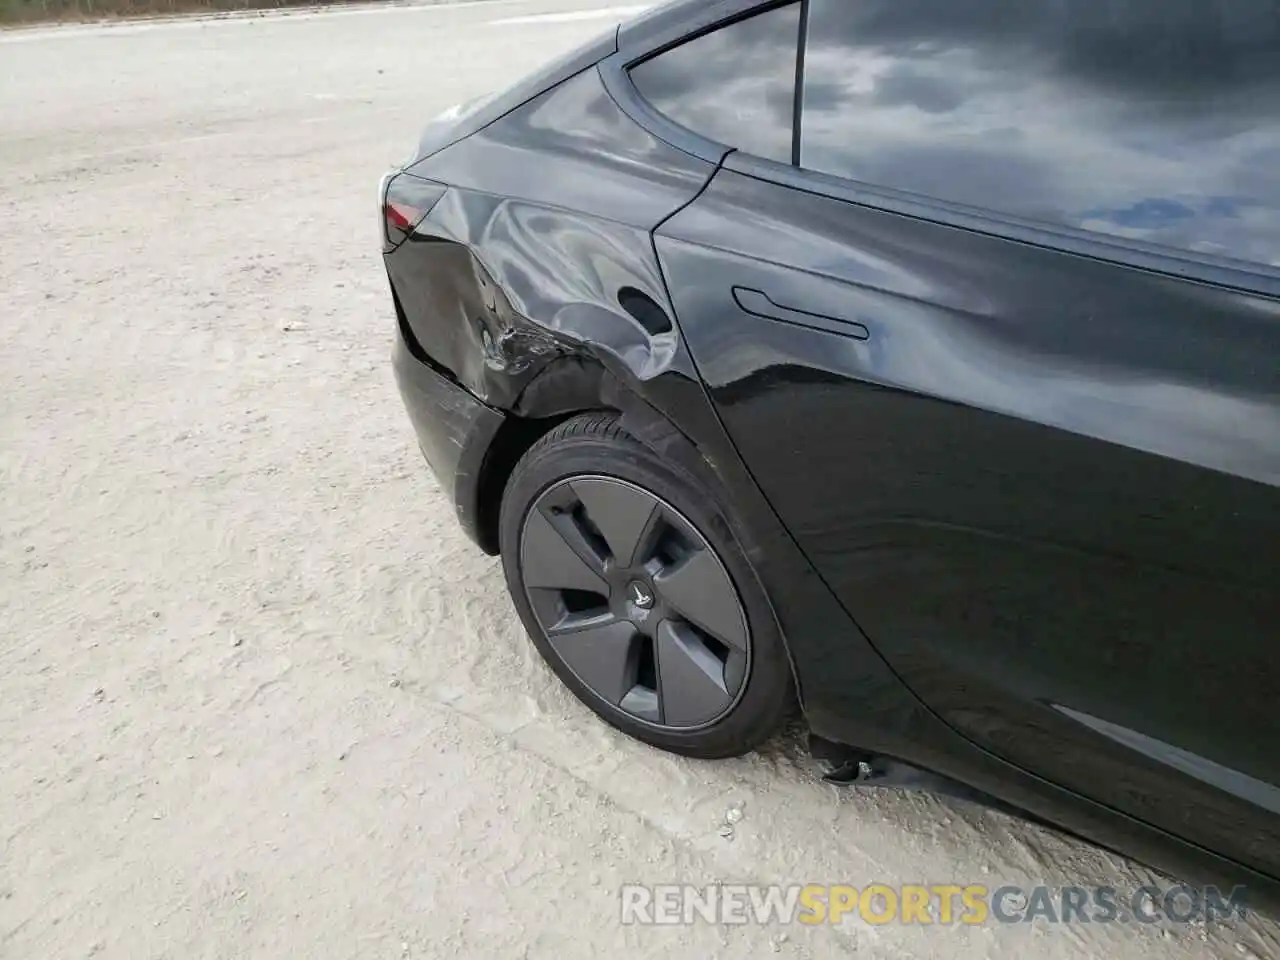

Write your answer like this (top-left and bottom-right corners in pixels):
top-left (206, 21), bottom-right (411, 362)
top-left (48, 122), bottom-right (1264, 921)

top-left (2, 2), bottom-right (1278, 958)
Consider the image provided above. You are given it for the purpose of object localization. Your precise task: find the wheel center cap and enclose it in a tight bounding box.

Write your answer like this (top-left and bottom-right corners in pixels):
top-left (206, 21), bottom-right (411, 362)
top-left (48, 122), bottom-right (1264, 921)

top-left (626, 580), bottom-right (655, 610)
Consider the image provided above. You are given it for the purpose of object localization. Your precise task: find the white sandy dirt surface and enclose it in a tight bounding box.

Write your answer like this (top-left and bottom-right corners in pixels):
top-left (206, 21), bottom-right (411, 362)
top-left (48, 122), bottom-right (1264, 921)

top-left (1, 1), bottom-right (1277, 957)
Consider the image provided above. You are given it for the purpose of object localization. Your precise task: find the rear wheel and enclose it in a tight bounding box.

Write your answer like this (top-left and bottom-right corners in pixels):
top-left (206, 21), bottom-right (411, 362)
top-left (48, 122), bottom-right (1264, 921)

top-left (499, 412), bottom-right (793, 758)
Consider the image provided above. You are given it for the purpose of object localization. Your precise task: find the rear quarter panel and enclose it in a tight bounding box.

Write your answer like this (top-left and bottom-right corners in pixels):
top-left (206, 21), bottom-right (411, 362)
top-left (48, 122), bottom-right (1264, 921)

top-left (387, 67), bottom-right (717, 411)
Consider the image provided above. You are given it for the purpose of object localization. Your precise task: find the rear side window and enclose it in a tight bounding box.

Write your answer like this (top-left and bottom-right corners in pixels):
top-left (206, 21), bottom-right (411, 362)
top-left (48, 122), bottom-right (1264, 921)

top-left (800, 0), bottom-right (1280, 267)
top-left (629, 3), bottom-right (802, 165)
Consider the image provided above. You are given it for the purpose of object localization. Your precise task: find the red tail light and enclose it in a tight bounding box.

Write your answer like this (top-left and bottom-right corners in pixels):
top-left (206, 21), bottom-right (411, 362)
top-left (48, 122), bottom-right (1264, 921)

top-left (386, 200), bottom-right (423, 233)
top-left (381, 173), bottom-right (448, 252)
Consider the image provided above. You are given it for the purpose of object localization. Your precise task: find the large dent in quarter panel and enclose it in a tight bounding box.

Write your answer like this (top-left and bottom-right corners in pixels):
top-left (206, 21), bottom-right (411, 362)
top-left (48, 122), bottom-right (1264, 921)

top-left (393, 192), bottom-right (684, 410)
top-left (391, 67), bottom-right (718, 410)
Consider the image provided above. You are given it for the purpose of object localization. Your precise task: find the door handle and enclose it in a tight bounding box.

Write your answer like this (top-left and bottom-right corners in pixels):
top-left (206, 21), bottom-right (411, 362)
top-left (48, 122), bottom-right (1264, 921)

top-left (732, 286), bottom-right (870, 341)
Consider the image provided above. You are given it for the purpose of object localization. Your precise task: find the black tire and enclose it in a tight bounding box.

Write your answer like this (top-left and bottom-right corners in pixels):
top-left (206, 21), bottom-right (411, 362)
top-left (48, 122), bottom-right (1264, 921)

top-left (499, 411), bottom-right (794, 759)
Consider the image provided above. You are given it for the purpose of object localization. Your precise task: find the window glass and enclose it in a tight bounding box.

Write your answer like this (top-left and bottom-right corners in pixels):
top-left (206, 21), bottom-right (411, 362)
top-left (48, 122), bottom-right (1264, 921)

top-left (801, 0), bottom-right (1280, 267)
top-left (629, 3), bottom-right (801, 165)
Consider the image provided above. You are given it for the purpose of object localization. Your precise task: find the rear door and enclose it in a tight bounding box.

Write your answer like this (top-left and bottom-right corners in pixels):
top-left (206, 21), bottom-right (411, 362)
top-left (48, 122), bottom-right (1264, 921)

top-left (628, 0), bottom-right (1280, 875)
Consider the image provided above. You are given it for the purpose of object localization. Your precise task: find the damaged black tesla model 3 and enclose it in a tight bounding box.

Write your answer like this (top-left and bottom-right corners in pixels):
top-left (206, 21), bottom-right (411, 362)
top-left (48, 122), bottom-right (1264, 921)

top-left (383, 0), bottom-right (1280, 901)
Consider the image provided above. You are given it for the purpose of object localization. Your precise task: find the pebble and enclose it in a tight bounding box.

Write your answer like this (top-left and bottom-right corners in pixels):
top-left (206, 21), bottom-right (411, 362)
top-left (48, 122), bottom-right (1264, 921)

top-left (725, 806), bottom-right (743, 825)
top-left (717, 824), bottom-right (734, 840)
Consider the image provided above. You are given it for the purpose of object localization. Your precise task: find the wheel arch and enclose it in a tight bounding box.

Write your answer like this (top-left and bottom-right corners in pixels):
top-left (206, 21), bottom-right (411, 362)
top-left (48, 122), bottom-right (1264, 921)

top-left (470, 358), bottom-right (676, 557)
top-left (470, 364), bottom-right (807, 723)
top-left (460, 333), bottom-right (830, 741)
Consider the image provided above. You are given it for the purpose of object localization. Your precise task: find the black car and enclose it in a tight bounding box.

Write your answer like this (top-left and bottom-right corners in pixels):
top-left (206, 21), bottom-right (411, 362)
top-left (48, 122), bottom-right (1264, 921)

top-left (383, 0), bottom-right (1280, 903)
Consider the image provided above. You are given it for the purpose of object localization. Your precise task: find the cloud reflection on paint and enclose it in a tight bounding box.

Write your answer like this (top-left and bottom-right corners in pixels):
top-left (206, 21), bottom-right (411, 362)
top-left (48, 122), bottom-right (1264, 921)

top-left (800, 0), bottom-right (1280, 266)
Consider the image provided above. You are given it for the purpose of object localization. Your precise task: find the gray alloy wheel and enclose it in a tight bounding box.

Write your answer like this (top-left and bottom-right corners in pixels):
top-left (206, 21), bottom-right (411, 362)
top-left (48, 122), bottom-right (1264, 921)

top-left (518, 475), bottom-right (750, 730)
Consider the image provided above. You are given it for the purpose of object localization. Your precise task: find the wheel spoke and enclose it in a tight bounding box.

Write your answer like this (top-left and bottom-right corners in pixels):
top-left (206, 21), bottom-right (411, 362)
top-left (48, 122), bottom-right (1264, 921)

top-left (652, 549), bottom-right (747, 651)
top-left (521, 506), bottom-right (608, 594)
top-left (655, 621), bottom-right (733, 727)
top-left (547, 615), bottom-right (640, 707)
top-left (570, 478), bottom-right (661, 568)
top-left (619, 685), bottom-right (661, 724)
